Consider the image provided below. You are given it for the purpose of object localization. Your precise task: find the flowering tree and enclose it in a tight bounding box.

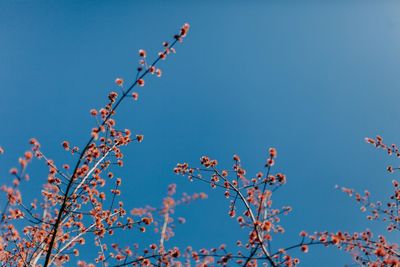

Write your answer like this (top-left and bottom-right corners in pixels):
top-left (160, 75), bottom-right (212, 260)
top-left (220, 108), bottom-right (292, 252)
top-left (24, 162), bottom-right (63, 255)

top-left (174, 139), bottom-right (400, 266)
top-left (332, 136), bottom-right (400, 266)
top-left (0, 24), bottom-right (199, 267)
top-left (0, 23), bottom-right (399, 267)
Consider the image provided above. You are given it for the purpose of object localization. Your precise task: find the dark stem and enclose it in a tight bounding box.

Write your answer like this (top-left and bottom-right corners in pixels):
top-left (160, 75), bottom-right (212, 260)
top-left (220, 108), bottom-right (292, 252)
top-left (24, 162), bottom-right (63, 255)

top-left (42, 35), bottom-right (181, 267)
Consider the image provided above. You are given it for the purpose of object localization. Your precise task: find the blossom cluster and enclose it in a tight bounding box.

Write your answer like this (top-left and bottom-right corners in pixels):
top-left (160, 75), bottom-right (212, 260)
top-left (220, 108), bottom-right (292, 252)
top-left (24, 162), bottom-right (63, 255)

top-left (0, 23), bottom-right (192, 267)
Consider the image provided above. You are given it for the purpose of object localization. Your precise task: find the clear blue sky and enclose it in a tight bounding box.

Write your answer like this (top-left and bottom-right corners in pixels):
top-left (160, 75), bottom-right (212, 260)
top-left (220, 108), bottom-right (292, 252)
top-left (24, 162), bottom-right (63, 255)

top-left (1, 1), bottom-right (400, 266)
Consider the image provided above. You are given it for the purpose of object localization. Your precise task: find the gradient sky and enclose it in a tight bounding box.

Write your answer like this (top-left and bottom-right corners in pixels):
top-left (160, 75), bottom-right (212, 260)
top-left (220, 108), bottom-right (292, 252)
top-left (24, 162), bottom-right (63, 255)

top-left (1, 1), bottom-right (400, 266)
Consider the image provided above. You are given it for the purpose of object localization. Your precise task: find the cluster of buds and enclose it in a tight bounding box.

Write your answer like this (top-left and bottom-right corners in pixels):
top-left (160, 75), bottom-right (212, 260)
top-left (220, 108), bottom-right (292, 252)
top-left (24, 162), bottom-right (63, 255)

top-left (0, 23), bottom-right (192, 267)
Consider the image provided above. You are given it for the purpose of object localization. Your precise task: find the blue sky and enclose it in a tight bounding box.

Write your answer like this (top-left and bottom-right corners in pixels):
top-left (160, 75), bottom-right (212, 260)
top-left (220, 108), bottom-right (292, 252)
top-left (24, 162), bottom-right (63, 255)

top-left (1, 1), bottom-right (400, 266)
